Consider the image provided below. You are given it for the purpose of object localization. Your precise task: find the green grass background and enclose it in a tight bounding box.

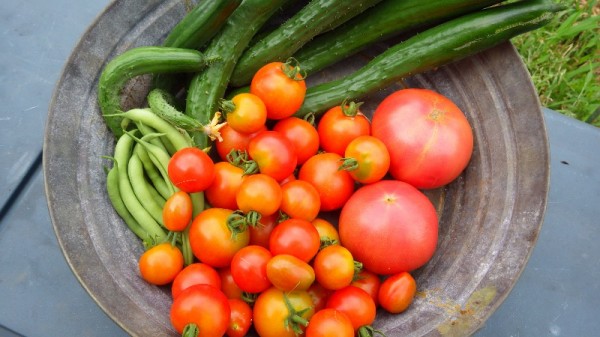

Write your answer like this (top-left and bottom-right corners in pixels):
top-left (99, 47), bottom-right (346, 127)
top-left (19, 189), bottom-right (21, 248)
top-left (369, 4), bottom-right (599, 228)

top-left (512, 0), bottom-right (599, 126)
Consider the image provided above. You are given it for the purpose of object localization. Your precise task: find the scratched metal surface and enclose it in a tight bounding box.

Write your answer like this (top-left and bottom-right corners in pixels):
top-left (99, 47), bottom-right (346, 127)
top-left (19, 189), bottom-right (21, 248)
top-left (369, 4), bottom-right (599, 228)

top-left (43, 1), bottom-right (549, 336)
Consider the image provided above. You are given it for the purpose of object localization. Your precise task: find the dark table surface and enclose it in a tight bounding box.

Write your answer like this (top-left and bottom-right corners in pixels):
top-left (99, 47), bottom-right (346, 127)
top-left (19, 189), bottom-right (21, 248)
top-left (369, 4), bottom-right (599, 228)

top-left (1, 1), bottom-right (599, 336)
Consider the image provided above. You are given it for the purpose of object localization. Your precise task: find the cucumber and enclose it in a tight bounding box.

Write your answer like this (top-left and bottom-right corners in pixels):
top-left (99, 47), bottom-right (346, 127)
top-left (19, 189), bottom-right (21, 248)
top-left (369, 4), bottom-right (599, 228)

top-left (162, 0), bottom-right (242, 49)
top-left (229, 0), bottom-right (384, 87)
top-left (293, 0), bottom-right (506, 76)
top-left (98, 46), bottom-right (208, 137)
top-left (295, 0), bottom-right (564, 117)
top-left (185, 0), bottom-right (290, 148)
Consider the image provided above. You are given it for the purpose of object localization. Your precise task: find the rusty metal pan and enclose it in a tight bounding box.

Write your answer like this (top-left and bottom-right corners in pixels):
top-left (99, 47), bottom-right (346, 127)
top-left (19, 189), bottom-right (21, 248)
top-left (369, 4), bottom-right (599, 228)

top-left (43, 0), bottom-right (549, 336)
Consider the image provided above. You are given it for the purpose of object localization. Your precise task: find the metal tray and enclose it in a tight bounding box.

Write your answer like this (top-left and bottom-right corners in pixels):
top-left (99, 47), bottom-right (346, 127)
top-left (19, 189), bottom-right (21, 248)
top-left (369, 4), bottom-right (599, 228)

top-left (43, 1), bottom-right (549, 336)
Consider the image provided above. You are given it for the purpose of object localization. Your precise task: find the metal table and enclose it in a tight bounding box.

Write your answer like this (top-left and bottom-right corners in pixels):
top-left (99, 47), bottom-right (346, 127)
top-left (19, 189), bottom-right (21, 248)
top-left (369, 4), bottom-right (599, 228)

top-left (1, 1), bottom-right (598, 336)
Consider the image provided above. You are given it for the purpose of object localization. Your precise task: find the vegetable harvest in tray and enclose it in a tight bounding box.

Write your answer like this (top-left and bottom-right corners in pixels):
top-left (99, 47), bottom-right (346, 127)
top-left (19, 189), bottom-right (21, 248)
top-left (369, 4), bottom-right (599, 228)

top-left (98, 0), bottom-right (563, 336)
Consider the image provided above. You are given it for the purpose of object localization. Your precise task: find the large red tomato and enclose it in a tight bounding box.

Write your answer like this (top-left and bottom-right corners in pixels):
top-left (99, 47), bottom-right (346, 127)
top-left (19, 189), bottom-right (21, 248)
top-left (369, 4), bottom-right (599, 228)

top-left (338, 180), bottom-right (438, 274)
top-left (371, 88), bottom-right (474, 189)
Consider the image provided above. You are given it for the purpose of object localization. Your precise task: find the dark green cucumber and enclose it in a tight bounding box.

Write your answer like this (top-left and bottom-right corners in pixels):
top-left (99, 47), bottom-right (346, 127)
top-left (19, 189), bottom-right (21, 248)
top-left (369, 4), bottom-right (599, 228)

top-left (229, 0), bottom-right (384, 87)
top-left (293, 0), bottom-right (506, 76)
top-left (98, 46), bottom-right (208, 137)
top-left (162, 0), bottom-right (242, 49)
top-left (185, 0), bottom-right (290, 148)
top-left (296, 0), bottom-right (564, 117)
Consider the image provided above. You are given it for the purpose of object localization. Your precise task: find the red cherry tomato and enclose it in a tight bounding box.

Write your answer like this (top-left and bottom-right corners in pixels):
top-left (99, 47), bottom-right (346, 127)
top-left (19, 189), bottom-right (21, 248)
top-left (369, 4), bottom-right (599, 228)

top-left (168, 147), bottom-right (215, 193)
top-left (326, 286), bottom-right (376, 331)
top-left (219, 267), bottom-right (244, 300)
top-left (253, 287), bottom-right (314, 337)
top-left (378, 271), bottom-right (417, 313)
top-left (371, 88), bottom-right (474, 189)
top-left (248, 130), bottom-right (297, 182)
top-left (226, 298), bottom-right (253, 337)
top-left (248, 213), bottom-right (278, 249)
top-left (138, 242), bottom-right (183, 286)
top-left (280, 180), bottom-right (321, 221)
top-left (189, 208), bottom-right (250, 268)
top-left (222, 92), bottom-right (267, 134)
top-left (204, 161), bottom-right (244, 210)
top-left (170, 284), bottom-right (230, 336)
top-left (339, 180), bottom-right (438, 274)
top-left (266, 254), bottom-right (315, 291)
top-left (269, 218), bottom-right (321, 263)
top-left (306, 308), bottom-right (354, 337)
top-left (215, 124), bottom-right (266, 162)
top-left (317, 101), bottom-right (370, 156)
top-left (236, 173), bottom-right (282, 217)
top-left (307, 282), bottom-right (333, 312)
top-left (341, 135), bottom-right (390, 184)
top-left (171, 262), bottom-right (221, 299)
top-left (298, 152), bottom-right (355, 211)
top-left (351, 269), bottom-right (381, 306)
top-left (250, 59), bottom-right (306, 120)
top-left (162, 191), bottom-right (193, 232)
top-left (313, 245), bottom-right (356, 290)
top-left (230, 245), bottom-right (273, 293)
top-left (272, 116), bottom-right (319, 165)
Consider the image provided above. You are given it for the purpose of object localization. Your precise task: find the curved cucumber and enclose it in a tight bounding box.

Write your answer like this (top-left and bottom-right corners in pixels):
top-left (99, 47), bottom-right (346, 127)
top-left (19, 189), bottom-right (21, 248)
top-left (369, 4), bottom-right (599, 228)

top-left (296, 0), bottom-right (564, 117)
top-left (293, 0), bottom-right (506, 76)
top-left (98, 46), bottom-right (207, 137)
top-left (229, 0), bottom-right (384, 87)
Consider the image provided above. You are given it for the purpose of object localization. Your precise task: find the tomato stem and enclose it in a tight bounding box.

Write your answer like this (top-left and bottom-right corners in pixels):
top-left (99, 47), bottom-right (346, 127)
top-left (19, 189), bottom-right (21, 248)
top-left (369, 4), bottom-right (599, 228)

top-left (281, 57), bottom-right (307, 81)
top-left (282, 293), bottom-right (310, 335)
top-left (352, 260), bottom-right (364, 282)
top-left (338, 157), bottom-right (359, 171)
top-left (219, 98), bottom-right (236, 114)
top-left (340, 98), bottom-right (363, 117)
top-left (181, 323), bottom-right (200, 337)
top-left (358, 325), bottom-right (387, 337)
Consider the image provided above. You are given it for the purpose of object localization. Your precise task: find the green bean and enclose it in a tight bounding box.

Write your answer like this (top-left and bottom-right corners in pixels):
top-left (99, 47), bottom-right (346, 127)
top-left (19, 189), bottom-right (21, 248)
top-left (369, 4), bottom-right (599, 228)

top-left (128, 151), bottom-right (165, 226)
top-left (136, 120), bottom-right (176, 156)
top-left (113, 132), bottom-right (167, 243)
top-left (106, 165), bottom-right (150, 244)
top-left (134, 144), bottom-right (172, 200)
top-left (118, 108), bottom-right (193, 150)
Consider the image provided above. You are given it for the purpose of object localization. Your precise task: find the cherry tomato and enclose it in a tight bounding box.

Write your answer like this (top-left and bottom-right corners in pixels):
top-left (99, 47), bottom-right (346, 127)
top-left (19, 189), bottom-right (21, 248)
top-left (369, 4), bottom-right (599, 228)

top-left (226, 298), bottom-right (253, 337)
top-left (162, 191), bottom-right (193, 232)
top-left (351, 269), bottom-right (381, 306)
top-left (326, 286), bottom-right (376, 331)
top-left (205, 161), bottom-right (244, 210)
top-left (269, 218), bottom-right (321, 262)
top-left (317, 101), bottom-right (370, 156)
top-left (280, 180), bottom-right (321, 221)
top-left (298, 152), bottom-right (355, 211)
top-left (305, 308), bottom-right (354, 337)
top-left (307, 282), bottom-right (332, 312)
top-left (339, 180), bottom-right (438, 274)
top-left (168, 147), bottom-right (215, 193)
top-left (170, 284), bottom-right (230, 336)
top-left (253, 287), bottom-right (314, 337)
top-left (341, 135), bottom-right (390, 184)
top-left (236, 173), bottom-right (282, 217)
top-left (248, 213), bottom-right (278, 248)
top-left (215, 124), bottom-right (266, 162)
top-left (222, 92), bottom-right (267, 134)
top-left (272, 116), bottom-right (319, 165)
top-left (230, 245), bottom-right (273, 293)
top-left (250, 59), bottom-right (306, 120)
top-left (313, 245), bottom-right (356, 290)
top-left (311, 218), bottom-right (340, 246)
top-left (189, 208), bottom-right (250, 268)
top-left (371, 88), bottom-right (474, 189)
top-left (378, 271), bottom-right (417, 314)
top-left (248, 130), bottom-right (297, 182)
top-left (266, 254), bottom-right (315, 291)
top-left (171, 262), bottom-right (221, 299)
top-left (219, 267), bottom-right (244, 300)
top-left (138, 242), bottom-right (183, 286)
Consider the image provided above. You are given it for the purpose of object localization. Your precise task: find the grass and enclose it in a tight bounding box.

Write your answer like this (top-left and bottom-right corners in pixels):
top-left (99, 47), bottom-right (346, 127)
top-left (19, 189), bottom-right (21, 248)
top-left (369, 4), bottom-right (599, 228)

top-left (511, 0), bottom-right (599, 126)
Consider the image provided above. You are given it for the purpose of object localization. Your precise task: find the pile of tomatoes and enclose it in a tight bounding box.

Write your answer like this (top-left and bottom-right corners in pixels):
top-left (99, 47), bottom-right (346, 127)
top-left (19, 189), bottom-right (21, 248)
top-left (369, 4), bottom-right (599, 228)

top-left (137, 59), bottom-right (474, 337)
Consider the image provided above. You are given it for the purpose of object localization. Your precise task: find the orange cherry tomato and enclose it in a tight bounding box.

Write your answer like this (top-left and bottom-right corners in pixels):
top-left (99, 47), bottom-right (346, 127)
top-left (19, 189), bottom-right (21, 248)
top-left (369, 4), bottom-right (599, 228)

top-left (222, 92), bottom-right (267, 134)
top-left (341, 135), bottom-right (390, 184)
top-left (313, 245), bottom-right (356, 290)
top-left (317, 101), bottom-right (371, 156)
top-left (236, 173), bottom-right (282, 217)
top-left (378, 271), bottom-right (417, 314)
top-left (306, 308), bottom-right (354, 337)
top-left (311, 218), bottom-right (340, 246)
top-left (253, 287), bottom-right (314, 337)
top-left (266, 254), bottom-right (315, 292)
top-left (280, 180), bottom-right (321, 221)
top-left (138, 243), bottom-right (183, 286)
top-left (162, 191), bottom-right (193, 232)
